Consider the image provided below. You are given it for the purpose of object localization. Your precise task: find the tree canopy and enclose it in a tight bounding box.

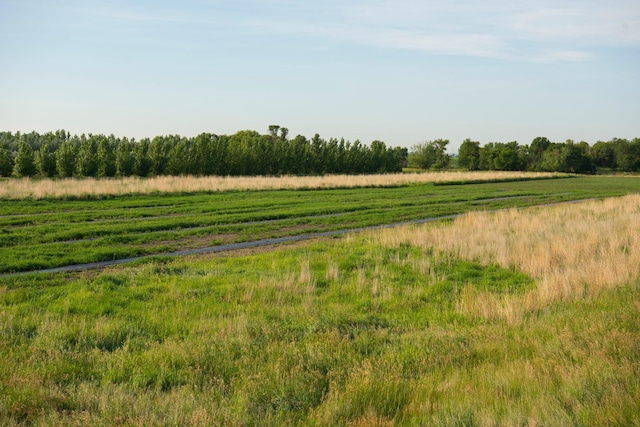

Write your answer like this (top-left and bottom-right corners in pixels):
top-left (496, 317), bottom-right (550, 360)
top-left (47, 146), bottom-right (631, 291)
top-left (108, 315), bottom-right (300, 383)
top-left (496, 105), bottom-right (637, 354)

top-left (1, 129), bottom-right (638, 178)
top-left (0, 127), bottom-right (405, 178)
top-left (409, 137), bottom-right (639, 174)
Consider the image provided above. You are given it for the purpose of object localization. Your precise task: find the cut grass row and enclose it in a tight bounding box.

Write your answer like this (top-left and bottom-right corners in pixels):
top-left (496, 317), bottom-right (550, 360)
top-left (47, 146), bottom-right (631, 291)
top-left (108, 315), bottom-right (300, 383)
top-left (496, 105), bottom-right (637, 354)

top-left (2, 176), bottom-right (639, 274)
top-left (1, 193), bottom-right (639, 425)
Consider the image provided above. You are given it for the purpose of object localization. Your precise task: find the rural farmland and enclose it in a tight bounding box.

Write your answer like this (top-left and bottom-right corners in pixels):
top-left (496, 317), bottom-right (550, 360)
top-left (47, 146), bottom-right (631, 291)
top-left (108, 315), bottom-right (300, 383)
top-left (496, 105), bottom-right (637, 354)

top-left (4, 0), bottom-right (640, 424)
top-left (1, 173), bottom-right (640, 425)
top-left (0, 173), bottom-right (637, 275)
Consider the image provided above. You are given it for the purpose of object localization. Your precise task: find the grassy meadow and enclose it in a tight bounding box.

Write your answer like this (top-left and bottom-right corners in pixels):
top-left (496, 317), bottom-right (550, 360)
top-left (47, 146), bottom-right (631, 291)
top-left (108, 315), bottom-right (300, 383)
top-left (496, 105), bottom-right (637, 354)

top-left (1, 175), bottom-right (640, 425)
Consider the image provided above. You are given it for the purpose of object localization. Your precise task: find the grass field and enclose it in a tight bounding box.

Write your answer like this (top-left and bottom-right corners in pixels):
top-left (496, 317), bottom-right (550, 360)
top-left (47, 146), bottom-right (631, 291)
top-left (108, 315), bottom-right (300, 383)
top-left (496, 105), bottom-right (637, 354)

top-left (1, 174), bottom-right (640, 425)
top-left (2, 175), bottom-right (639, 275)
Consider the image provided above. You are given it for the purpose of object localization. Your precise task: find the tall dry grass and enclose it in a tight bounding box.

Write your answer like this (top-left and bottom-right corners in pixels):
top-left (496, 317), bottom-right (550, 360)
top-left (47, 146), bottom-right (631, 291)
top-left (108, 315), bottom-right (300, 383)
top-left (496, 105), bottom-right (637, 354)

top-left (373, 194), bottom-right (640, 322)
top-left (0, 171), bottom-right (563, 199)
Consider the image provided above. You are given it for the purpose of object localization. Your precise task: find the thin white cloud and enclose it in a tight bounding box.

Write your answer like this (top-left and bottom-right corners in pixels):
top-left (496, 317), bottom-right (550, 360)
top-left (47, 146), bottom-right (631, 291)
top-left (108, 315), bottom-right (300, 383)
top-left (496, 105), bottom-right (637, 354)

top-left (528, 50), bottom-right (595, 63)
top-left (80, 6), bottom-right (221, 26)
top-left (251, 0), bottom-right (640, 61)
top-left (508, 5), bottom-right (640, 44)
top-left (80, 0), bottom-right (640, 62)
top-left (255, 20), bottom-right (509, 58)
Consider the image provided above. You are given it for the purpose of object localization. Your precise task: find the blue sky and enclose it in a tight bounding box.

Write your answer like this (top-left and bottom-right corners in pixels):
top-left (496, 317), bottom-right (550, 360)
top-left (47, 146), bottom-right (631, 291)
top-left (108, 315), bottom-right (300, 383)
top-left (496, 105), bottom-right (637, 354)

top-left (1, 0), bottom-right (639, 151)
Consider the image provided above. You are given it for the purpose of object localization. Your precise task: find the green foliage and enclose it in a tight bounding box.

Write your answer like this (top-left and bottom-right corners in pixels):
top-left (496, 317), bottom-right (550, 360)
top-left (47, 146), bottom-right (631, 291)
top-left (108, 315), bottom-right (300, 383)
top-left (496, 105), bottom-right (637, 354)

top-left (612, 137), bottom-right (640, 172)
top-left (168, 135), bottom-right (187, 174)
top-left (115, 138), bottom-right (134, 177)
top-left (537, 141), bottom-right (595, 174)
top-left (149, 136), bottom-right (168, 176)
top-left (0, 145), bottom-right (13, 177)
top-left (477, 141), bottom-right (525, 171)
top-left (528, 136), bottom-right (551, 170)
top-left (12, 140), bottom-right (36, 177)
top-left (75, 137), bottom-right (97, 177)
top-left (0, 127), bottom-right (405, 178)
top-left (591, 140), bottom-right (616, 169)
top-left (458, 138), bottom-right (480, 170)
top-left (35, 143), bottom-right (56, 178)
top-left (559, 140), bottom-right (596, 174)
top-left (133, 138), bottom-right (151, 177)
top-left (95, 137), bottom-right (115, 178)
top-left (408, 139), bottom-right (450, 170)
top-left (56, 140), bottom-right (76, 178)
top-left (2, 128), bottom-right (640, 177)
top-left (456, 135), bottom-right (639, 174)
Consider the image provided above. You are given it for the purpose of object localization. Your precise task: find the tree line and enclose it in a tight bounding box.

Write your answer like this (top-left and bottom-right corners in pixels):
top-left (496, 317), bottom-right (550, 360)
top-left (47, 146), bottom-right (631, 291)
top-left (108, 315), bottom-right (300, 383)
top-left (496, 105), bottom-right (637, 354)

top-left (409, 137), bottom-right (640, 174)
top-left (0, 126), bottom-right (406, 178)
top-left (3, 129), bottom-right (638, 178)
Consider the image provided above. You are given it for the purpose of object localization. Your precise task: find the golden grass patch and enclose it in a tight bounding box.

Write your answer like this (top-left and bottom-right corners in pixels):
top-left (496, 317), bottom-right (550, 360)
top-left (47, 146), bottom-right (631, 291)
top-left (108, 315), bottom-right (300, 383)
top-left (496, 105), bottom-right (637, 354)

top-left (0, 171), bottom-right (563, 199)
top-left (373, 194), bottom-right (640, 322)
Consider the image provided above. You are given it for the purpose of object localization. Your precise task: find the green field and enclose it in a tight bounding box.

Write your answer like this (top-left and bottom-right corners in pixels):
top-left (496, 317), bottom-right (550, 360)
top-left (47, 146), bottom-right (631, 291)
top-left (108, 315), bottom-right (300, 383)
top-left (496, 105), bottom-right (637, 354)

top-left (2, 176), bottom-right (639, 275)
top-left (1, 176), bottom-right (640, 425)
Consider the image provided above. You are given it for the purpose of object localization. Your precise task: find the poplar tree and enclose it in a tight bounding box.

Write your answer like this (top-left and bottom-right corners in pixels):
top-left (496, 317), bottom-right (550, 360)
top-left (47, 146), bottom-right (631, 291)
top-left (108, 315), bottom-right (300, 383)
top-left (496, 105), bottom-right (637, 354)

top-left (96, 138), bottom-right (115, 177)
top-left (35, 143), bottom-right (56, 177)
top-left (12, 140), bottom-right (36, 177)
top-left (115, 138), bottom-right (134, 177)
top-left (56, 140), bottom-right (77, 178)
top-left (75, 139), bottom-right (97, 177)
top-left (133, 138), bottom-right (151, 177)
top-left (0, 145), bottom-right (13, 177)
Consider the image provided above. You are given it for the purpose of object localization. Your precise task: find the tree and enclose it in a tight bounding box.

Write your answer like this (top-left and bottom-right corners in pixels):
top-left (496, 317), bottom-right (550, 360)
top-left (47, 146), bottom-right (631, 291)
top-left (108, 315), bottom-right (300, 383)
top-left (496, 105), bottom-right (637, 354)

top-left (56, 140), bottom-right (77, 177)
top-left (75, 138), bottom-right (97, 177)
top-left (493, 141), bottom-right (523, 171)
top-left (0, 145), bottom-right (13, 177)
top-left (193, 133), bottom-right (217, 176)
top-left (458, 139), bottom-right (480, 170)
top-left (35, 143), bottom-right (56, 178)
top-left (478, 143), bottom-right (495, 170)
top-left (591, 140), bottom-right (616, 169)
top-left (408, 139), bottom-right (449, 170)
top-left (310, 133), bottom-right (325, 173)
top-left (612, 138), bottom-right (640, 172)
top-left (268, 125), bottom-right (280, 139)
top-left (115, 138), bottom-right (134, 177)
top-left (13, 140), bottom-right (36, 177)
top-left (133, 138), bottom-right (151, 177)
top-left (96, 137), bottom-right (115, 177)
top-left (290, 135), bottom-right (310, 174)
top-left (347, 139), bottom-right (367, 174)
top-left (368, 140), bottom-right (383, 172)
top-left (538, 143), bottom-right (562, 172)
top-left (528, 137), bottom-right (550, 171)
top-left (432, 139), bottom-right (450, 169)
top-left (397, 147), bottom-right (409, 169)
top-left (408, 142), bottom-right (435, 169)
top-left (558, 140), bottom-right (595, 174)
top-left (166, 137), bottom-right (191, 175)
top-left (149, 136), bottom-right (168, 176)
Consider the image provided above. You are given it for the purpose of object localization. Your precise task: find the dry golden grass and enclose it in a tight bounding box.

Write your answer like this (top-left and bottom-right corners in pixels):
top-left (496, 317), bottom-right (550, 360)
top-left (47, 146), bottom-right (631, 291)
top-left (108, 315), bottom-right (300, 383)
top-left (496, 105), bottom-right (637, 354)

top-left (373, 194), bottom-right (640, 323)
top-left (0, 171), bottom-right (563, 199)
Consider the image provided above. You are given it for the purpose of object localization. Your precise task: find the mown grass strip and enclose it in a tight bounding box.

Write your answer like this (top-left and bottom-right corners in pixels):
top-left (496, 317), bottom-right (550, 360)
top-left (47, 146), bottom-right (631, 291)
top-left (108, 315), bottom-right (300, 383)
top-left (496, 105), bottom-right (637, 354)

top-left (0, 197), bottom-right (609, 277)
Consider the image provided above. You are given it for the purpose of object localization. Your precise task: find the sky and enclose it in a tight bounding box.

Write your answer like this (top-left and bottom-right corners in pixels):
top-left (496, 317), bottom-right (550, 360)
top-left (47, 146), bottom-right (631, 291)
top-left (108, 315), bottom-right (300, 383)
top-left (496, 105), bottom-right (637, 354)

top-left (1, 0), bottom-right (639, 152)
